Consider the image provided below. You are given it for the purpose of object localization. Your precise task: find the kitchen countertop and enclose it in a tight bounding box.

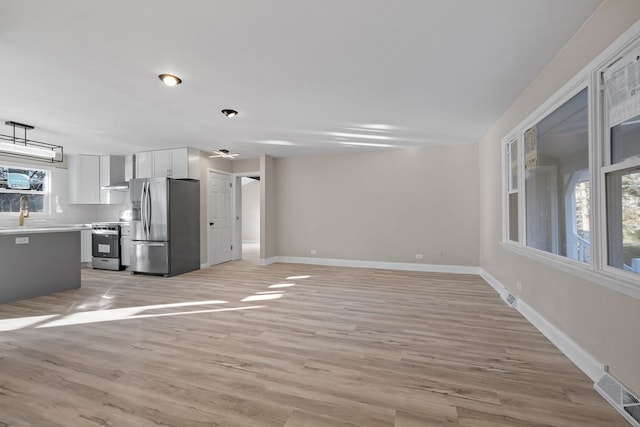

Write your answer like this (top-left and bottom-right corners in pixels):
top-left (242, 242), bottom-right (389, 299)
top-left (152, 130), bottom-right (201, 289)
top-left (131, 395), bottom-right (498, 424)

top-left (0, 224), bottom-right (91, 235)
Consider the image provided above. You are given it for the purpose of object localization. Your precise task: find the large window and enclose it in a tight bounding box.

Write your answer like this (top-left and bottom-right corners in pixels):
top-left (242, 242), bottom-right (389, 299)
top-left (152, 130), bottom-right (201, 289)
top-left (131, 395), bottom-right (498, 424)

top-left (0, 166), bottom-right (49, 214)
top-left (524, 88), bottom-right (590, 263)
top-left (502, 35), bottom-right (640, 290)
top-left (602, 52), bottom-right (640, 277)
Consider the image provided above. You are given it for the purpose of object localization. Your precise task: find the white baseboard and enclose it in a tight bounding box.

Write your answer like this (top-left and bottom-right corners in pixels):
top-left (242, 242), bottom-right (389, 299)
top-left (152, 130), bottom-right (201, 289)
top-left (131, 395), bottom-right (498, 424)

top-left (259, 257), bottom-right (279, 266)
top-left (269, 256), bottom-right (480, 275)
top-left (480, 269), bottom-right (604, 383)
top-left (200, 263), bottom-right (210, 269)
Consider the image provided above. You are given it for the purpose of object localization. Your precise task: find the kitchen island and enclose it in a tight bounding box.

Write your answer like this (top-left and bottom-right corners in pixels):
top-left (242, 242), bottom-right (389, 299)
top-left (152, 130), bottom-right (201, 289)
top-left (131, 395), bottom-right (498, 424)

top-left (0, 224), bottom-right (90, 304)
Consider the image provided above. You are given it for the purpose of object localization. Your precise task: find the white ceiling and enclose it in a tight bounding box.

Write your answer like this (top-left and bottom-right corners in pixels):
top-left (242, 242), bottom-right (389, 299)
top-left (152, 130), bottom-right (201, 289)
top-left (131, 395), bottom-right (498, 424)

top-left (0, 0), bottom-right (603, 160)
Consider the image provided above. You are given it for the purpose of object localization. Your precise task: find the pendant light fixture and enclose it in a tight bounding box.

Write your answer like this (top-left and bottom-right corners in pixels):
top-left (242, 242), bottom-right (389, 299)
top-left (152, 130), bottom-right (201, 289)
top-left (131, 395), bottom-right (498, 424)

top-left (210, 149), bottom-right (239, 159)
top-left (0, 121), bottom-right (63, 162)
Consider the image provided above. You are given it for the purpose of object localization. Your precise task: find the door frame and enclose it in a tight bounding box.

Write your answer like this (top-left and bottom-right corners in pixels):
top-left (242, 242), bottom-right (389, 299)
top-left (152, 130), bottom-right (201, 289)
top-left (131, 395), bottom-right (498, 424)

top-left (231, 171), bottom-right (261, 261)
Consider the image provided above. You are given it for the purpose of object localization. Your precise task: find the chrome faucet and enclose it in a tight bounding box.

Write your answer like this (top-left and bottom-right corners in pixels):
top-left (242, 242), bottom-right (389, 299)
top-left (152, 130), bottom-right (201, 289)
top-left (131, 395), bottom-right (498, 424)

top-left (19, 195), bottom-right (29, 226)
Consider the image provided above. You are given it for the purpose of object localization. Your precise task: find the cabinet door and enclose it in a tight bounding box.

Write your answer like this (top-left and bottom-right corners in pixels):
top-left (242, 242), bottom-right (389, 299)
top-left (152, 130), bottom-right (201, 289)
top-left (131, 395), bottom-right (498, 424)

top-left (120, 225), bottom-right (131, 267)
top-left (136, 151), bottom-right (153, 178)
top-left (81, 230), bottom-right (93, 263)
top-left (120, 236), bottom-right (131, 266)
top-left (170, 148), bottom-right (200, 179)
top-left (68, 155), bottom-right (100, 204)
top-left (125, 154), bottom-right (135, 182)
top-left (153, 150), bottom-right (172, 177)
top-left (169, 148), bottom-right (188, 178)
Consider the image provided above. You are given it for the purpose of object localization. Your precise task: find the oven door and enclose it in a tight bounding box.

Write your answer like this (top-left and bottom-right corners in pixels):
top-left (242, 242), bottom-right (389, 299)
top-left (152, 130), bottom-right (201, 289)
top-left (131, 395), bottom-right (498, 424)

top-left (92, 230), bottom-right (120, 258)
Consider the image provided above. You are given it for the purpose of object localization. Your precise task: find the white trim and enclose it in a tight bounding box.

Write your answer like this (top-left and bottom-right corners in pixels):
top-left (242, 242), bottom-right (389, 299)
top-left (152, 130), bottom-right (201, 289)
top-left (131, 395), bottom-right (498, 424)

top-left (480, 270), bottom-right (605, 383)
top-left (517, 298), bottom-right (604, 383)
top-left (200, 263), bottom-right (209, 269)
top-left (500, 242), bottom-right (640, 300)
top-left (270, 256), bottom-right (481, 274)
top-left (259, 257), bottom-right (278, 266)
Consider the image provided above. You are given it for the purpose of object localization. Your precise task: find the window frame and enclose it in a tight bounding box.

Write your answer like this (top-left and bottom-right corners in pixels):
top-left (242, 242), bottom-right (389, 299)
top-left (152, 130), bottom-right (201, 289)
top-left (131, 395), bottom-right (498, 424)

top-left (502, 134), bottom-right (521, 245)
top-left (0, 160), bottom-right (52, 217)
top-left (600, 137), bottom-right (640, 280)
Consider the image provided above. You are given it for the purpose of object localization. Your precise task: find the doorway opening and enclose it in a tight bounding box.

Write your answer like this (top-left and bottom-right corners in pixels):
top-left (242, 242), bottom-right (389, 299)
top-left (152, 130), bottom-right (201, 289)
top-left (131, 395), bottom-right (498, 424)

top-left (232, 173), bottom-right (261, 262)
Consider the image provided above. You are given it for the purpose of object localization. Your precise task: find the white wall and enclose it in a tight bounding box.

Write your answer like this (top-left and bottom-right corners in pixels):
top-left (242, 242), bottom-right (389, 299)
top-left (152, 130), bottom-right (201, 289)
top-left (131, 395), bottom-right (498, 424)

top-left (272, 144), bottom-right (479, 266)
top-left (478, 0), bottom-right (640, 395)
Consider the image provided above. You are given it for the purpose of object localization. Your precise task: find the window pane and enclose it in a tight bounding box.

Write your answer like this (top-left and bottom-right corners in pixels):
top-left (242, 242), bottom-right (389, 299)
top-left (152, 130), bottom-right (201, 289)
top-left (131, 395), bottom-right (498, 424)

top-left (610, 114), bottom-right (640, 164)
top-left (606, 166), bottom-right (640, 274)
top-left (525, 88), bottom-right (590, 262)
top-left (508, 192), bottom-right (519, 242)
top-left (509, 140), bottom-right (518, 190)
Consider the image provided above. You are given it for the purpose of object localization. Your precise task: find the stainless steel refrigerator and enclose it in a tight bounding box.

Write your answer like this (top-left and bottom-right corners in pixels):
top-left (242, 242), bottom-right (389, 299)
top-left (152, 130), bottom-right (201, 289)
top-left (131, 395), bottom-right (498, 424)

top-left (130, 177), bottom-right (200, 276)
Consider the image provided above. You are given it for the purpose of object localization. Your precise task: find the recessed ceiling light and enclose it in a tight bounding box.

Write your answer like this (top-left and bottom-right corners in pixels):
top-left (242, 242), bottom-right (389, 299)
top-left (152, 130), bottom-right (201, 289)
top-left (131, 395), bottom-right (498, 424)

top-left (158, 74), bottom-right (182, 87)
top-left (221, 109), bottom-right (238, 117)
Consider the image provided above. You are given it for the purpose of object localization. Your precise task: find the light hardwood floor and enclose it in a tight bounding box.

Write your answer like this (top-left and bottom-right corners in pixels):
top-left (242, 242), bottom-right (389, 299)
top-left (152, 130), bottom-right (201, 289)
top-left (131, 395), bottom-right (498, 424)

top-left (0, 258), bottom-right (626, 426)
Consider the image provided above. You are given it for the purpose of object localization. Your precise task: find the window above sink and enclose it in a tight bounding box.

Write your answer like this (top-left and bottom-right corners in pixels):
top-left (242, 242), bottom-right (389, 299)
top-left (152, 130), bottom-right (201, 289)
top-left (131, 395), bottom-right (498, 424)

top-left (0, 164), bottom-right (50, 215)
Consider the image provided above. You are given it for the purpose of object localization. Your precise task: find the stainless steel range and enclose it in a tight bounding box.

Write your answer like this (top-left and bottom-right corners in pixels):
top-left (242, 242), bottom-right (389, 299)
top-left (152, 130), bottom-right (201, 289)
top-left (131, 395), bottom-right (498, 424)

top-left (91, 222), bottom-right (122, 271)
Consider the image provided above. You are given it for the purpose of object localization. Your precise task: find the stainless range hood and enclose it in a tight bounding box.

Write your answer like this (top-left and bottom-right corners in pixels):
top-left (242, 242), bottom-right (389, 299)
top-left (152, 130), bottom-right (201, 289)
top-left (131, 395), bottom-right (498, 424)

top-left (100, 155), bottom-right (135, 190)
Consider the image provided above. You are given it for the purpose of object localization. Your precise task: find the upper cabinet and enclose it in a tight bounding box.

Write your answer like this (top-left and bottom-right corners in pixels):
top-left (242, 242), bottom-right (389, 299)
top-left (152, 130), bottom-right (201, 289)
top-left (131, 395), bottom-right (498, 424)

top-left (135, 148), bottom-right (200, 180)
top-left (68, 154), bottom-right (125, 205)
top-left (68, 154), bottom-right (100, 204)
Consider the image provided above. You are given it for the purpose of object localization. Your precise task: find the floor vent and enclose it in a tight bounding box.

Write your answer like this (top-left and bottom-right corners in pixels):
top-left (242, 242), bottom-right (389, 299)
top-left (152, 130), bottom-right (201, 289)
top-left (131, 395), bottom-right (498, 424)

top-left (502, 293), bottom-right (517, 308)
top-left (594, 373), bottom-right (640, 427)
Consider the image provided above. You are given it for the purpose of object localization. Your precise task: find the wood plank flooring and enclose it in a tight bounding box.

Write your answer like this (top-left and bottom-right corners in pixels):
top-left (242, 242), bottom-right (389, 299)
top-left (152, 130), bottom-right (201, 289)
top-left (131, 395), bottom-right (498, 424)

top-left (0, 258), bottom-right (626, 426)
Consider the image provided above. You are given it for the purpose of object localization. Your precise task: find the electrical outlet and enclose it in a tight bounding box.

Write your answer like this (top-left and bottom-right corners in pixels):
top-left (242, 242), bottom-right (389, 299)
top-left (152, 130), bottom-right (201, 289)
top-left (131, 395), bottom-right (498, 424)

top-left (310, 249), bottom-right (317, 255)
top-left (415, 254), bottom-right (423, 260)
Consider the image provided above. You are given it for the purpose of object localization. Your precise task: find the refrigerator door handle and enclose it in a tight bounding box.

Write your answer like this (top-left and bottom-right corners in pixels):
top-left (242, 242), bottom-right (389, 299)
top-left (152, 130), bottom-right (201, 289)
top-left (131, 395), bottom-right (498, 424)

top-left (146, 181), bottom-right (152, 237)
top-left (141, 181), bottom-right (148, 239)
top-left (132, 241), bottom-right (165, 247)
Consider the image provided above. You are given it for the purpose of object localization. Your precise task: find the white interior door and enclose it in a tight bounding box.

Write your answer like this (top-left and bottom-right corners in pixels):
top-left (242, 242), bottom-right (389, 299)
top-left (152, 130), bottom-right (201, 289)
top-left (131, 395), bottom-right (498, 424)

top-left (208, 170), bottom-right (232, 266)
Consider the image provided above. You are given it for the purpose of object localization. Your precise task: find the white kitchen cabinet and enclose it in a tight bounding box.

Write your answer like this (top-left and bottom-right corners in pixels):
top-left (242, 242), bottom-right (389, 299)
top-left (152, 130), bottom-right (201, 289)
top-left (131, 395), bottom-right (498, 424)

top-left (81, 229), bottom-right (93, 264)
top-left (68, 155), bottom-right (100, 204)
top-left (153, 149), bottom-right (172, 177)
top-left (135, 148), bottom-right (200, 180)
top-left (169, 148), bottom-right (200, 179)
top-left (124, 154), bottom-right (135, 182)
top-left (68, 154), bottom-right (125, 204)
top-left (120, 224), bottom-right (131, 267)
top-left (135, 151), bottom-right (153, 179)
